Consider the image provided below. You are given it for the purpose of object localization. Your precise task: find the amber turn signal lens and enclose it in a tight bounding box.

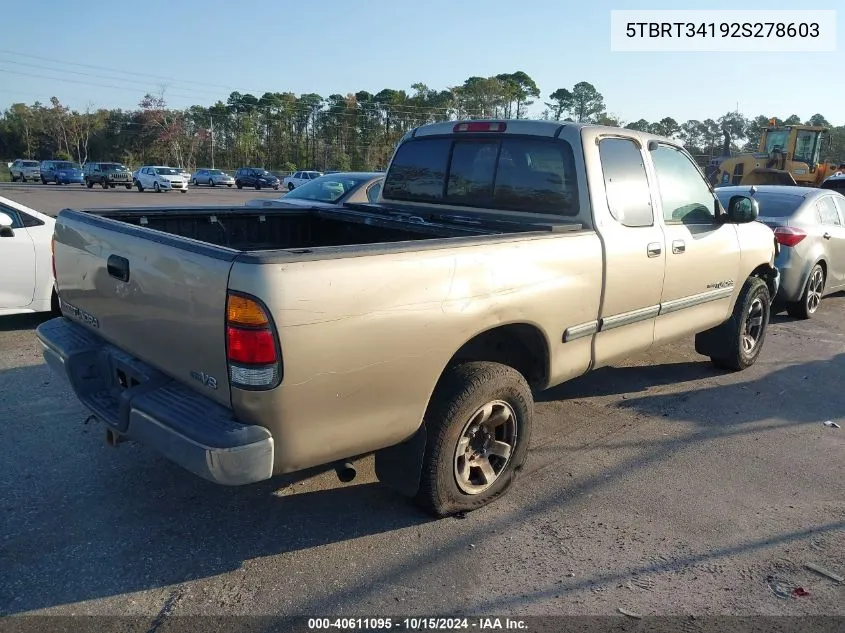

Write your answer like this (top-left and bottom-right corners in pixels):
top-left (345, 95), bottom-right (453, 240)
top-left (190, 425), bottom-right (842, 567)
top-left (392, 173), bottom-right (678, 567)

top-left (227, 295), bottom-right (269, 327)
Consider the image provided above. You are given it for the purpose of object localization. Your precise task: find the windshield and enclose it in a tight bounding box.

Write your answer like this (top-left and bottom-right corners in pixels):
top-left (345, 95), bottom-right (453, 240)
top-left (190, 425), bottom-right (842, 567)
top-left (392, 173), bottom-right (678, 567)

top-left (715, 191), bottom-right (803, 218)
top-left (156, 168), bottom-right (182, 176)
top-left (23, 161), bottom-right (39, 167)
top-left (103, 163), bottom-right (128, 171)
top-left (284, 175), bottom-right (370, 203)
top-left (56, 162), bottom-right (81, 170)
top-left (793, 130), bottom-right (821, 165)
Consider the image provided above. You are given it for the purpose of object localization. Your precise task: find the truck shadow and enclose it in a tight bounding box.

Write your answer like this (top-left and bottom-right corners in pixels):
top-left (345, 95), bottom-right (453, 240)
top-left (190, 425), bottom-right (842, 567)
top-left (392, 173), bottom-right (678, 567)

top-left (0, 313), bottom-right (55, 332)
top-left (1, 350), bottom-right (842, 614)
top-left (0, 364), bottom-right (432, 615)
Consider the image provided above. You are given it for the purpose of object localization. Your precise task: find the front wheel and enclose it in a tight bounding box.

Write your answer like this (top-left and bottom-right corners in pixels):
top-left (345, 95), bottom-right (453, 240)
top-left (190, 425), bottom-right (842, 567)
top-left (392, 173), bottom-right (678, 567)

top-left (153, 182), bottom-right (161, 193)
top-left (125, 184), bottom-right (131, 189)
top-left (86, 180), bottom-right (94, 189)
top-left (209, 178), bottom-right (215, 187)
top-left (236, 181), bottom-right (243, 189)
top-left (288, 183), bottom-right (294, 191)
top-left (135, 180), bottom-right (144, 192)
top-left (709, 277), bottom-right (771, 371)
top-left (787, 264), bottom-right (824, 320)
top-left (413, 361), bottom-right (533, 518)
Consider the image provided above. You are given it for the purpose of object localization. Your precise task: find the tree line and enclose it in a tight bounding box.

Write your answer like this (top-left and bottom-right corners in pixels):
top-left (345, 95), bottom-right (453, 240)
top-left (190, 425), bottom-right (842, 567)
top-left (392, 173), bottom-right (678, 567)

top-left (1, 71), bottom-right (842, 173)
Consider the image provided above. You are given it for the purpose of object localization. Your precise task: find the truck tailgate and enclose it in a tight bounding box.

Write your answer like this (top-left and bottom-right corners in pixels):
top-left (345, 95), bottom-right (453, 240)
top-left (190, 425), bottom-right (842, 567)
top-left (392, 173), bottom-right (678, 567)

top-left (53, 210), bottom-right (238, 406)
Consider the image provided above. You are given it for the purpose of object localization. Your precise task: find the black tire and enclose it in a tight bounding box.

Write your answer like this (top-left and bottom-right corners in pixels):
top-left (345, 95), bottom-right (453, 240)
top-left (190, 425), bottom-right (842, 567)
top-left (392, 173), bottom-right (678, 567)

top-left (209, 178), bottom-right (215, 187)
top-left (227, 183), bottom-right (232, 187)
top-left (50, 289), bottom-right (60, 314)
top-left (273, 184), bottom-right (279, 190)
top-left (710, 277), bottom-right (771, 371)
top-left (236, 181), bottom-right (243, 189)
top-left (125, 184), bottom-right (131, 189)
top-left (255, 183), bottom-right (261, 190)
top-left (101, 179), bottom-right (109, 189)
top-left (414, 361), bottom-right (533, 518)
top-left (9, 173), bottom-right (16, 182)
top-left (786, 264), bottom-right (824, 320)
top-left (135, 180), bottom-right (144, 192)
top-left (86, 180), bottom-right (94, 189)
top-left (21, 175), bottom-right (27, 183)
top-left (153, 182), bottom-right (161, 193)
top-left (288, 183), bottom-right (294, 191)
top-left (40, 178), bottom-right (46, 185)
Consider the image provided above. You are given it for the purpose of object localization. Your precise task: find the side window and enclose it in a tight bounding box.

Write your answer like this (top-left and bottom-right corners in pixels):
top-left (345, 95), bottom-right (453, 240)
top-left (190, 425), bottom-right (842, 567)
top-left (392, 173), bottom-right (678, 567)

top-left (293, 172), bottom-right (301, 179)
top-left (19, 210), bottom-right (44, 227)
top-left (832, 195), bottom-right (845, 221)
top-left (651, 144), bottom-right (717, 224)
top-left (597, 137), bottom-right (654, 228)
top-left (0, 205), bottom-right (24, 229)
top-left (366, 181), bottom-right (382, 203)
top-left (817, 196), bottom-right (842, 226)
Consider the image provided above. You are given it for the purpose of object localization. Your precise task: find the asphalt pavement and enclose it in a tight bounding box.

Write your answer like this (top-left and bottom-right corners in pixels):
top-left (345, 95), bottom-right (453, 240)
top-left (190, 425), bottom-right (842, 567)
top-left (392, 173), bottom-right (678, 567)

top-left (0, 185), bottom-right (842, 623)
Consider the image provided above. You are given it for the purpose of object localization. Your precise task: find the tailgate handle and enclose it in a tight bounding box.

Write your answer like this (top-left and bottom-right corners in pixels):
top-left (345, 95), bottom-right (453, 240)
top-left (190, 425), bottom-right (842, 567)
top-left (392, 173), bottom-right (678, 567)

top-left (107, 255), bottom-right (130, 282)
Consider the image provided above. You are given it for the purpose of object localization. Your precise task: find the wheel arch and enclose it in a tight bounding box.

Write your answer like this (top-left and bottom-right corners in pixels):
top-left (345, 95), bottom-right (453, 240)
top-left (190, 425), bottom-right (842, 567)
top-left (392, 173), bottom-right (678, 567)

top-left (374, 321), bottom-right (550, 497)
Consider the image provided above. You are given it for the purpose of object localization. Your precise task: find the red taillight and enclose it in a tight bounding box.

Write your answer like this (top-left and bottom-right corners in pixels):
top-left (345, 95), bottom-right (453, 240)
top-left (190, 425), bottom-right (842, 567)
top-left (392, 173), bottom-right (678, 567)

top-left (225, 292), bottom-right (281, 389)
top-left (226, 326), bottom-right (277, 364)
top-left (774, 226), bottom-right (807, 247)
top-left (453, 121), bottom-right (507, 133)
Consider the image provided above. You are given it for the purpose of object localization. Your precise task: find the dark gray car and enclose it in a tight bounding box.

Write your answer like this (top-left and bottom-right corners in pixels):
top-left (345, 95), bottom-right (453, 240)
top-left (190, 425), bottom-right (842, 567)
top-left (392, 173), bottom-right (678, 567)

top-left (716, 185), bottom-right (845, 318)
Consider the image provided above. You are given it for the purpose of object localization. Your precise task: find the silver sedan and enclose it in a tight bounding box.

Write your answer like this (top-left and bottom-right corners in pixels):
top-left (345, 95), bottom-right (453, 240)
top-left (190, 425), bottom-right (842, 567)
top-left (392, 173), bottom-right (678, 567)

top-left (190, 168), bottom-right (235, 187)
top-left (716, 185), bottom-right (845, 319)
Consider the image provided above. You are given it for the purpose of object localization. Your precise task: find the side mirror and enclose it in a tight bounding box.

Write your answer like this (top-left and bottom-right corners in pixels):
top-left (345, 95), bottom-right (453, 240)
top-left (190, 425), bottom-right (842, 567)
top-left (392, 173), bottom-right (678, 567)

top-left (726, 195), bottom-right (759, 224)
top-left (0, 211), bottom-right (14, 238)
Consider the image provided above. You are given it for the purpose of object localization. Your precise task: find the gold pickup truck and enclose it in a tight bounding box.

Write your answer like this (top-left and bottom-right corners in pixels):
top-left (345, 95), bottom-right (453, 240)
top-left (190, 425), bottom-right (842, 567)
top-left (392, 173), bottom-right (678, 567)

top-left (37, 120), bottom-right (779, 517)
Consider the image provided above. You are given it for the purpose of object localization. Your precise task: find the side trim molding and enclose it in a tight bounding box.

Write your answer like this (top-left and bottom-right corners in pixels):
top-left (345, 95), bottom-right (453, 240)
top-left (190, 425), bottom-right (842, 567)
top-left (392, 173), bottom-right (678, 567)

top-left (600, 305), bottom-right (660, 331)
top-left (562, 321), bottom-right (598, 342)
top-left (659, 287), bottom-right (734, 316)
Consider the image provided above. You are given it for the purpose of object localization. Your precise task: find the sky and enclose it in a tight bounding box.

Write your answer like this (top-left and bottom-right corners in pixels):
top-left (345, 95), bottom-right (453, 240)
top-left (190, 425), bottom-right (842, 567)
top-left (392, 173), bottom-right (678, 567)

top-left (1, 0), bottom-right (843, 125)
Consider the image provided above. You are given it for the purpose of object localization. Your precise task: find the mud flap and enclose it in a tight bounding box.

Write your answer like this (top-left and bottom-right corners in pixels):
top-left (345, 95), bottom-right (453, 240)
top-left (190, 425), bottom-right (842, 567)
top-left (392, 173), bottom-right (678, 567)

top-left (695, 320), bottom-right (734, 359)
top-left (374, 423), bottom-right (427, 497)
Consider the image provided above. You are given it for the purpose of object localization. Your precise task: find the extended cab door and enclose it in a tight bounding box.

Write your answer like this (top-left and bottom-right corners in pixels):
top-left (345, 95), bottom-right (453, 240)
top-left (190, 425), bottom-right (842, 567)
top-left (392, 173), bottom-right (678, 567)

top-left (817, 195), bottom-right (845, 290)
top-left (588, 133), bottom-right (667, 367)
top-left (647, 142), bottom-right (741, 343)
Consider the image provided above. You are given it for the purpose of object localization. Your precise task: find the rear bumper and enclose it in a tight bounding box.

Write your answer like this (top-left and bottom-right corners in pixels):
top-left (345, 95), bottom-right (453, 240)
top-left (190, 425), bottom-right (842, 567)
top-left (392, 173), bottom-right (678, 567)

top-left (35, 317), bottom-right (274, 486)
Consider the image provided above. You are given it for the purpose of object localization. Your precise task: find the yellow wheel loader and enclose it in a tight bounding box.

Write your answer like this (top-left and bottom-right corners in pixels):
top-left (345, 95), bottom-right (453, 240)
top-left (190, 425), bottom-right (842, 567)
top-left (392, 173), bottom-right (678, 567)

top-left (711, 122), bottom-right (842, 188)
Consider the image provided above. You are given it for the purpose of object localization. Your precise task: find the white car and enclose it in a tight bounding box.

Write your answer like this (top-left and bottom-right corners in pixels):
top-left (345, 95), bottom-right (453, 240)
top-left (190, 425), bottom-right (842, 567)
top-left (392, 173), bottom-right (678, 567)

top-left (0, 196), bottom-right (57, 316)
top-left (133, 165), bottom-right (189, 193)
top-left (282, 170), bottom-right (323, 191)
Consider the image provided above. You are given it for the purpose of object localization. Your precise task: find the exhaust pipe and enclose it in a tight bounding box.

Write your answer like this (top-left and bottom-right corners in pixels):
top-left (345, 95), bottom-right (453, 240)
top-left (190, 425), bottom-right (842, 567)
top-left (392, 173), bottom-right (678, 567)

top-left (105, 428), bottom-right (123, 447)
top-left (334, 461), bottom-right (356, 483)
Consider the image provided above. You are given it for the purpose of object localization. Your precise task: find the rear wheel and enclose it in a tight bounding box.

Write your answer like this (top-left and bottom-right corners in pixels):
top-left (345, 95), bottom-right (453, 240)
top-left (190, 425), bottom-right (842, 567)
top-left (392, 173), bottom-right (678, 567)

top-left (413, 361), bottom-right (533, 518)
top-left (710, 277), bottom-right (770, 371)
top-left (787, 264), bottom-right (824, 320)
top-left (101, 179), bottom-right (109, 189)
top-left (209, 178), bottom-right (215, 187)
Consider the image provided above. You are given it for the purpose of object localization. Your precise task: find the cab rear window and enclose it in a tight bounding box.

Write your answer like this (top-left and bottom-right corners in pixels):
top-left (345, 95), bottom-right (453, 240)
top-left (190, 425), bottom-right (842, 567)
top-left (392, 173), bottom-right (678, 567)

top-left (383, 136), bottom-right (580, 216)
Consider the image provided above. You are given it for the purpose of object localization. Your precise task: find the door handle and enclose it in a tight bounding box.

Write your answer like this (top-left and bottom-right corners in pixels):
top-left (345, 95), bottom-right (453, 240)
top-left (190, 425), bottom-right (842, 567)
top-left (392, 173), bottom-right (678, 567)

top-left (107, 255), bottom-right (130, 282)
top-left (823, 232), bottom-right (831, 240)
top-left (647, 242), bottom-right (662, 257)
top-left (672, 239), bottom-right (686, 254)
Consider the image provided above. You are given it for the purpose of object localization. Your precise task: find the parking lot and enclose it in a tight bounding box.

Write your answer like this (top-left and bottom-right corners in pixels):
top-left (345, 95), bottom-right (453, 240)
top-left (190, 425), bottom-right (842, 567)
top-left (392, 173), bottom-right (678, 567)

top-left (0, 185), bottom-right (843, 620)
top-left (0, 180), bottom-right (283, 216)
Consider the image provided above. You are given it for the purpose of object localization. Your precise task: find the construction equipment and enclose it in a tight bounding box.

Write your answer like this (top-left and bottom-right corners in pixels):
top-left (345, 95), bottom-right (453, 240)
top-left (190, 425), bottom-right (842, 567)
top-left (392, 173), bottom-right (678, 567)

top-left (711, 121), bottom-right (840, 188)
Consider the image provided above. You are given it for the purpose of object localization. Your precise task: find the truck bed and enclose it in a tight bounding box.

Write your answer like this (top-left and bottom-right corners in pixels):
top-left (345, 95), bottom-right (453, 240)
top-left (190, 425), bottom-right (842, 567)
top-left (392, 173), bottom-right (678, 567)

top-left (79, 205), bottom-right (503, 251)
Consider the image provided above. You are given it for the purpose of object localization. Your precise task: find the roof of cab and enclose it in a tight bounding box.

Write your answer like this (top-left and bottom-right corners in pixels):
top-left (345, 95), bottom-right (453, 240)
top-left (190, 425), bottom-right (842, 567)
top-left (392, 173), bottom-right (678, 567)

top-left (407, 118), bottom-right (677, 145)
